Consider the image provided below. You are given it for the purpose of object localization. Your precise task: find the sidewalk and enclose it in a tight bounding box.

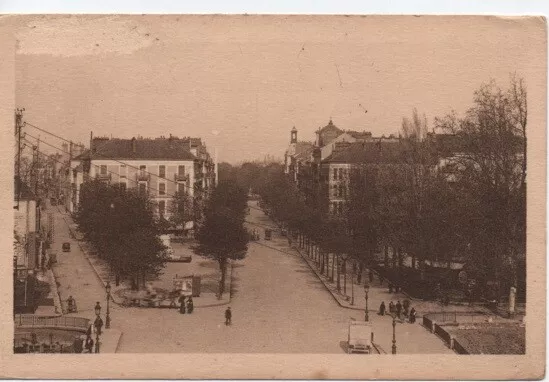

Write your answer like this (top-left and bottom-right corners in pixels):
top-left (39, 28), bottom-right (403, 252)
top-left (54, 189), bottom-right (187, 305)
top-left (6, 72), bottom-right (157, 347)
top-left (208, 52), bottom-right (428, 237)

top-left (58, 207), bottom-right (232, 309)
top-left (254, 200), bottom-right (492, 319)
top-left (99, 328), bottom-right (123, 353)
top-left (295, 243), bottom-right (496, 318)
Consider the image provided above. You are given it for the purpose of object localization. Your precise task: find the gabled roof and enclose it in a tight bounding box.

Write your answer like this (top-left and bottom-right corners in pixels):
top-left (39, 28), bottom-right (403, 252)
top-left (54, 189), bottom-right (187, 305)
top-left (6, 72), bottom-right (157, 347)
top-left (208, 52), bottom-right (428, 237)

top-left (323, 141), bottom-right (405, 164)
top-left (76, 137), bottom-right (197, 161)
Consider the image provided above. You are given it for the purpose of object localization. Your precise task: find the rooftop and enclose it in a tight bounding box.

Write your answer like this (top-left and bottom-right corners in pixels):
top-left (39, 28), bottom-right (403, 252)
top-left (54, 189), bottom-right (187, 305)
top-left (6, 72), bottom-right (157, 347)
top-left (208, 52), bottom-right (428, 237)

top-left (75, 136), bottom-right (199, 161)
top-left (324, 141), bottom-right (405, 164)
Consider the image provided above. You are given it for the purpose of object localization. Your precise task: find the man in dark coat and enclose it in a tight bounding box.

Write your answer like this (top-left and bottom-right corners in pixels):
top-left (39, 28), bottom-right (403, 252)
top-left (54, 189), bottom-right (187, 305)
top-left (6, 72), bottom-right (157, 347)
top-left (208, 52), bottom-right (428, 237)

top-left (178, 295), bottom-right (186, 314)
top-left (225, 307), bottom-right (232, 325)
top-left (187, 297), bottom-right (194, 314)
top-left (396, 300), bottom-right (403, 319)
top-left (409, 307), bottom-right (417, 324)
top-left (379, 301), bottom-right (386, 316)
top-left (389, 301), bottom-right (395, 314)
top-left (94, 316), bottom-right (104, 335)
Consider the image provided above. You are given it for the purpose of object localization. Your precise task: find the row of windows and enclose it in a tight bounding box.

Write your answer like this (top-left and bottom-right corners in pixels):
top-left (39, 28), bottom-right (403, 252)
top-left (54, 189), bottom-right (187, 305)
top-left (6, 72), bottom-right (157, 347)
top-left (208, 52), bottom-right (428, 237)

top-left (332, 167), bottom-right (349, 181)
top-left (99, 164), bottom-right (186, 178)
top-left (332, 184), bottom-right (347, 198)
top-left (331, 201), bottom-right (346, 215)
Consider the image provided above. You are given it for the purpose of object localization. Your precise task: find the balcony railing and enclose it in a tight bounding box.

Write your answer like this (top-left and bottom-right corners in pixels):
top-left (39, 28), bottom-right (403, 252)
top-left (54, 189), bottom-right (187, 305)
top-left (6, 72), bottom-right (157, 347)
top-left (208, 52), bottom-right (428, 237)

top-left (95, 173), bottom-right (111, 181)
top-left (136, 172), bottom-right (150, 181)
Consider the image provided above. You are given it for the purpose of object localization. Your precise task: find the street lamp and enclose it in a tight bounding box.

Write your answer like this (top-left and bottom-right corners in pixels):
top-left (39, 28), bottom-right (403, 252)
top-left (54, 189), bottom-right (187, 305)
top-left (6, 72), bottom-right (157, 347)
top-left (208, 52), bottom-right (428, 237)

top-left (392, 313), bottom-right (397, 354)
top-left (105, 282), bottom-right (111, 329)
top-left (364, 278), bottom-right (370, 322)
top-left (95, 329), bottom-right (100, 354)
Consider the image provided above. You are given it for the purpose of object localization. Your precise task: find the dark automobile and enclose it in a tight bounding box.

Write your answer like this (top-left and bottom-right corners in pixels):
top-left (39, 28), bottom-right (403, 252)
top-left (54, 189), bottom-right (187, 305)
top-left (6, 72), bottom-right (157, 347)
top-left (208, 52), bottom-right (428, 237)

top-left (62, 243), bottom-right (71, 252)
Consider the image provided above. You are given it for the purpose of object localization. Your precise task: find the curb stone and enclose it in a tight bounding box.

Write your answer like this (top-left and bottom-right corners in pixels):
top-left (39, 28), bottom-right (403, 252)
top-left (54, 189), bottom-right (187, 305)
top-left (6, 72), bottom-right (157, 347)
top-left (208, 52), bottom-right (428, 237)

top-left (294, 245), bottom-right (375, 312)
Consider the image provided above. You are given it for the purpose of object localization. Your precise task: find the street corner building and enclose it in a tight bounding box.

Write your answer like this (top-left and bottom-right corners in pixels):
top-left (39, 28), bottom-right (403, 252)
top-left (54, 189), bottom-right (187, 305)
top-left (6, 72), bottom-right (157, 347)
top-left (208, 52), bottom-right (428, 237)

top-left (69, 134), bottom-right (217, 227)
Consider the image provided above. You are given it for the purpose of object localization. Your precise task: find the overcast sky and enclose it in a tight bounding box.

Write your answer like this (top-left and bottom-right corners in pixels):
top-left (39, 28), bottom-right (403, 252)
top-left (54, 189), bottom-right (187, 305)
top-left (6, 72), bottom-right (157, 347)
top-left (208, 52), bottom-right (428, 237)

top-left (15, 15), bottom-right (546, 163)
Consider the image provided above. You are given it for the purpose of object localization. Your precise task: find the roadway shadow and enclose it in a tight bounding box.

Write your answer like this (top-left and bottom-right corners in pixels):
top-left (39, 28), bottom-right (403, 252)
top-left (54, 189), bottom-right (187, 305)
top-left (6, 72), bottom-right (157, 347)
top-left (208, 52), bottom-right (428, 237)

top-left (229, 276), bottom-right (240, 298)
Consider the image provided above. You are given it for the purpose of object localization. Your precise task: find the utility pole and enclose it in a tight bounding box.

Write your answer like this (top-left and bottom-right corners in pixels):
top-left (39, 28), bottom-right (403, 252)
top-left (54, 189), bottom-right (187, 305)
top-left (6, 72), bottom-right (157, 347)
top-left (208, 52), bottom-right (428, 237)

top-left (33, 136), bottom-right (40, 199)
top-left (14, 108), bottom-right (25, 210)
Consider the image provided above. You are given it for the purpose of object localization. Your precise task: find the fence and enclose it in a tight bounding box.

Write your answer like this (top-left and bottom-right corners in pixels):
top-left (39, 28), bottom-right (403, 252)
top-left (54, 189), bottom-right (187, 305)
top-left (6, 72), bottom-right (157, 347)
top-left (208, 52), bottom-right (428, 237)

top-left (422, 312), bottom-right (486, 354)
top-left (15, 314), bottom-right (90, 331)
top-left (424, 312), bottom-right (492, 324)
top-left (452, 338), bottom-right (470, 354)
top-left (434, 323), bottom-right (452, 344)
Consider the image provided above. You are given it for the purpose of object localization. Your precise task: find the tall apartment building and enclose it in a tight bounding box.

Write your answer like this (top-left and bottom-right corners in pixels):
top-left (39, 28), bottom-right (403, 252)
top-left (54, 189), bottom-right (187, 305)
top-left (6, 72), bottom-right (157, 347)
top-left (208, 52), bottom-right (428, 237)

top-left (70, 134), bottom-right (217, 229)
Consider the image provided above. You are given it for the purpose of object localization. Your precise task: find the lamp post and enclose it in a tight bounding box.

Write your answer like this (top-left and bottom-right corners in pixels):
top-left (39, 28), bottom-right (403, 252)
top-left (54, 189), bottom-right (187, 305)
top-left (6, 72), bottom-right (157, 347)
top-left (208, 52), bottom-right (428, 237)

top-left (105, 282), bottom-right (111, 329)
top-left (95, 330), bottom-right (100, 354)
top-left (392, 313), bottom-right (397, 354)
top-left (364, 278), bottom-right (370, 322)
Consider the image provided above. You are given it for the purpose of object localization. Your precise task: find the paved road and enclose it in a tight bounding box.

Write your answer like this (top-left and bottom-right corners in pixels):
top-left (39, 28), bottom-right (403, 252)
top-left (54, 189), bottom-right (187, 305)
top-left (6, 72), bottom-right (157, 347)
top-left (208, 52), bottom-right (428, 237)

top-left (50, 202), bottom-right (451, 354)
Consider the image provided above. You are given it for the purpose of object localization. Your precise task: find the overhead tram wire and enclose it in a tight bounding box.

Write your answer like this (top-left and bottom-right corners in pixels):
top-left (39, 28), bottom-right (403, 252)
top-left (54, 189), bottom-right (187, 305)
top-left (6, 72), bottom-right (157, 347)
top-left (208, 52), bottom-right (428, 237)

top-left (23, 121), bottom-right (267, 214)
top-left (22, 139), bottom-right (275, 232)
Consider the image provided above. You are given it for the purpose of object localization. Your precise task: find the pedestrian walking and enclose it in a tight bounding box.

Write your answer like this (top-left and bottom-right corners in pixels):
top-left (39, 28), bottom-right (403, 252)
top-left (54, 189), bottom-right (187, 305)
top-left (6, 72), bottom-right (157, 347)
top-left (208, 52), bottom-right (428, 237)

top-left (409, 307), bottom-right (417, 324)
top-left (379, 274), bottom-right (384, 285)
top-left (389, 301), bottom-right (395, 314)
top-left (396, 300), bottom-right (402, 319)
top-left (186, 297), bottom-right (194, 314)
top-left (389, 283), bottom-right (394, 293)
top-left (94, 316), bottom-right (104, 335)
top-left (378, 301), bottom-right (386, 316)
top-left (178, 295), bottom-right (186, 314)
top-left (369, 269), bottom-right (374, 283)
top-left (225, 307), bottom-right (232, 325)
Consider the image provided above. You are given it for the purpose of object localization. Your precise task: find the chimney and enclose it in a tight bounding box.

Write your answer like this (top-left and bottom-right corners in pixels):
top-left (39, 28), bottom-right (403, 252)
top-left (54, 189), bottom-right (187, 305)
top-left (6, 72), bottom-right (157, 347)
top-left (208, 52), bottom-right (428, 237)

top-left (312, 147), bottom-right (321, 163)
top-left (131, 137), bottom-right (136, 153)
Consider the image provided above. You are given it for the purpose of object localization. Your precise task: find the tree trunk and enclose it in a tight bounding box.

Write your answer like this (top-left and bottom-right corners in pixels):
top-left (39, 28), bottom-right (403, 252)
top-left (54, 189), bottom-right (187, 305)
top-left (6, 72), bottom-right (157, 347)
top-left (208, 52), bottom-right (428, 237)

top-left (331, 253), bottom-right (335, 282)
top-left (337, 255), bottom-right (341, 292)
top-left (392, 246), bottom-right (397, 268)
top-left (343, 259), bottom-right (347, 295)
top-left (384, 245), bottom-right (389, 268)
top-left (218, 259), bottom-right (227, 298)
top-left (357, 261), bottom-right (363, 284)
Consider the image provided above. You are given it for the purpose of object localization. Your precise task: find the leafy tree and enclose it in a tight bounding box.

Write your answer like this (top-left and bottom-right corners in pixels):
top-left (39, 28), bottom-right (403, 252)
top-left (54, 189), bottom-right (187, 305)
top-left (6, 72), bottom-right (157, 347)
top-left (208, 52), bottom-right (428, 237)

top-left (193, 180), bottom-right (249, 298)
top-left (435, 75), bottom-right (527, 296)
top-left (168, 190), bottom-right (194, 229)
top-left (75, 180), bottom-right (168, 289)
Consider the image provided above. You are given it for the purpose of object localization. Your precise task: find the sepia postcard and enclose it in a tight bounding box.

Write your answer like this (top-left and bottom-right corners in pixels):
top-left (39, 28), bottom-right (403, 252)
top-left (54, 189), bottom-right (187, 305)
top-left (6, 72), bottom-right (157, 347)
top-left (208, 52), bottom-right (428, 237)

top-left (0, 14), bottom-right (546, 380)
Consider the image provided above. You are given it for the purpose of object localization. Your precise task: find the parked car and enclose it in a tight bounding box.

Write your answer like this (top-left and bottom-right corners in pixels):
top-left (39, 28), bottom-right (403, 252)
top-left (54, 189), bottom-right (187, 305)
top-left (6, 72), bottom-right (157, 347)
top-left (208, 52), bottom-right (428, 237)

top-left (62, 243), bottom-right (71, 252)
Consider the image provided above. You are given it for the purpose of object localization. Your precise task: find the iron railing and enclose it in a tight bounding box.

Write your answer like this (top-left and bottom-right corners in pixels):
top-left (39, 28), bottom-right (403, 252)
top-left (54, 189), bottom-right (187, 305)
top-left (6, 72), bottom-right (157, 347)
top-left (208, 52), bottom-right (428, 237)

top-left (15, 315), bottom-right (90, 330)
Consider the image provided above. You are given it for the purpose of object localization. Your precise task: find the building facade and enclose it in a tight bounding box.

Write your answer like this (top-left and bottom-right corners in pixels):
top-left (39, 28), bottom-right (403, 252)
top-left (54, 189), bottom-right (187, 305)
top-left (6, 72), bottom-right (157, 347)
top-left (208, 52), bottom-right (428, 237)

top-left (70, 135), bottom-right (216, 229)
top-left (284, 119), bottom-right (402, 215)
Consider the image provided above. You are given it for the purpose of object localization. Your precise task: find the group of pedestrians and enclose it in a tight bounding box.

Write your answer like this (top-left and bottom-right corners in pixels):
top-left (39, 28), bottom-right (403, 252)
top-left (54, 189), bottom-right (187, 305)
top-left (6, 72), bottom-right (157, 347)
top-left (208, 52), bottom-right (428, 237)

top-left (378, 300), bottom-right (417, 323)
top-left (177, 295), bottom-right (194, 314)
